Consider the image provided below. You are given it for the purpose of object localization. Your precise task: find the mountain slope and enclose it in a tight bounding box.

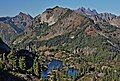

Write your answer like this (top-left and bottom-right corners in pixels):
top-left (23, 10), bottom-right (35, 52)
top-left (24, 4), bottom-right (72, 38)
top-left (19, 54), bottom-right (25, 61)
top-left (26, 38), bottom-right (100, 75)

top-left (12, 6), bottom-right (95, 45)
top-left (0, 12), bottom-right (33, 44)
top-left (12, 7), bottom-right (120, 60)
top-left (1, 6), bottom-right (120, 81)
top-left (0, 22), bottom-right (18, 44)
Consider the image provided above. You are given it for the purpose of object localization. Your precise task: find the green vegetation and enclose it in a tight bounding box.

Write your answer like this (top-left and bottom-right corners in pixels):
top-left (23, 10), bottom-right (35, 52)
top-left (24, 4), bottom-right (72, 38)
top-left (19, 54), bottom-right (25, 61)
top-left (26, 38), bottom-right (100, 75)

top-left (1, 6), bottom-right (120, 81)
top-left (34, 22), bottom-right (49, 36)
top-left (102, 25), bottom-right (117, 33)
top-left (5, 21), bottom-right (120, 80)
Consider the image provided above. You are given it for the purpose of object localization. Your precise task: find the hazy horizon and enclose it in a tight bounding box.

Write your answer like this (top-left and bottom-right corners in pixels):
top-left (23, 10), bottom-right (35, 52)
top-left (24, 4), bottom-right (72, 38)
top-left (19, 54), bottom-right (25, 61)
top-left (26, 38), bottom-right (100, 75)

top-left (0, 0), bottom-right (120, 17)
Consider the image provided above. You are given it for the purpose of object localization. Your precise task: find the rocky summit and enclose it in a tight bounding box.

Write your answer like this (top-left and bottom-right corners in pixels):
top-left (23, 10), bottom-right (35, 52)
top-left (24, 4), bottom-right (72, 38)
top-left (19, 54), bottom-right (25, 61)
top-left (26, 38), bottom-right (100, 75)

top-left (76, 7), bottom-right (120, 27)
top-left (0, 12), bottom-right (33, 44)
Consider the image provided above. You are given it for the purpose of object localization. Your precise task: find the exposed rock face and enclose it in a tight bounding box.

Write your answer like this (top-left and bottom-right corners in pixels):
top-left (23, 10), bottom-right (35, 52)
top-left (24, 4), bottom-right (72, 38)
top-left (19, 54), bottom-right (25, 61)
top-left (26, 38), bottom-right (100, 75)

top-left (109, 17), bottom-right (120, 27)
top-left (76, 7), bottom-right (120, 27)
top-left (40, 9), bottom-right (90, 40)
top-left (0, 22), bottom-right (17, 44)
top-left (2, 12), bottom-right (33, 33)
top-left (76, 7), bottom-right (98, 16)
top-left (8, 12), bottom-right (33, 33)
top-left (13, 6), bottom-right (93, 44)
top-left (34, 6), bottom-right (70, 26)
top-left (0, 12), bottom-right (33, 44)
top-left (10, 6), bottom-right (120, 47)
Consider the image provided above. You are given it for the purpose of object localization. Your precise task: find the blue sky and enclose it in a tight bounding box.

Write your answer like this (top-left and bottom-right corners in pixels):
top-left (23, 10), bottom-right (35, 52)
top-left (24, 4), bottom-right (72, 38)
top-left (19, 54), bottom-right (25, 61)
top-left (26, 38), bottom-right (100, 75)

top-left (0, 0), bottom-right (120, 17)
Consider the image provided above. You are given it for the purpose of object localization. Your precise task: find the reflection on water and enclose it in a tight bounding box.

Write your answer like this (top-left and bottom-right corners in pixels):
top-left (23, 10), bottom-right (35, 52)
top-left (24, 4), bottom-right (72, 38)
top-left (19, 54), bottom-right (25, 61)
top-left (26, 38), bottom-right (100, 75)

top-left (48, 59), bottom-right (62, 70)
top-left (66, 68), bottom-right (78, 78)
top-left (41, 59), bottom-right (62, 79)
top-left (41, 59), bottom-right (78, 79)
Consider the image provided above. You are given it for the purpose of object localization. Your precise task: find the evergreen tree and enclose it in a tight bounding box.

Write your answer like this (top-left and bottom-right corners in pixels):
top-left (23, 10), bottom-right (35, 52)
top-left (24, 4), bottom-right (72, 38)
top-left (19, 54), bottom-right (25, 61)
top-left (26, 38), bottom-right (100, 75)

top-left (7, 49), bottom-right (18, 69)
top-left (33, 57), bottom-right (39, 76)
top-left (19, 56), bottom-right (26, 70)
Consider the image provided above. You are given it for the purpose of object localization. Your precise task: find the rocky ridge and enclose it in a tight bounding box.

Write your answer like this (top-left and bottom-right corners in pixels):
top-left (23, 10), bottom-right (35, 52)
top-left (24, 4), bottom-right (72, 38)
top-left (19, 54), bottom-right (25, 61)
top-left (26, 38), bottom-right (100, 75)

top-left (0, 12), bottom-right (33, 44)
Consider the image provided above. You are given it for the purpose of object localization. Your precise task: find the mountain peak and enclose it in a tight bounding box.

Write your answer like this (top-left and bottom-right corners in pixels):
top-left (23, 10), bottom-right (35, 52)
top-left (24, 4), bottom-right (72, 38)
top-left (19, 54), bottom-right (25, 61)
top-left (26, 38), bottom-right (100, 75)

top-left (76, 7), bottom-right (120, 27)
top-left (19, 12), bottom-right (27, 15)
top-left (18, 12), bottom-right (33, 19)
top-left (76, 7), bottom-right (98, 16)
top-left (76, 7), bottom-right (117, 17)
top-left (53, 6), bottom-right (60, 9)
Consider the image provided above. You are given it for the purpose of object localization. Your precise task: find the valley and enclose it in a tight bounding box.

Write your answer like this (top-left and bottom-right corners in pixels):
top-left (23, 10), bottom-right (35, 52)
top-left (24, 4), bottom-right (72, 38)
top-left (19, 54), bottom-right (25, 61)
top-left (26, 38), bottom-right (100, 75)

top-left (0, 6), bottom-right (120, 81)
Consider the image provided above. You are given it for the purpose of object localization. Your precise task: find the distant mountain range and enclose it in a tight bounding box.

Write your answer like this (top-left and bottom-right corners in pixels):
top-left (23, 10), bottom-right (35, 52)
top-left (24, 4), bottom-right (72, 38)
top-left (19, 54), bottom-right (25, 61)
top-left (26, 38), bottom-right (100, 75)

top-left (76, 7), bottom-right (120, 27)
top-left (11, 6), bottom-right (120, 53)
top-left (0, 6), bottom-right (120, 45)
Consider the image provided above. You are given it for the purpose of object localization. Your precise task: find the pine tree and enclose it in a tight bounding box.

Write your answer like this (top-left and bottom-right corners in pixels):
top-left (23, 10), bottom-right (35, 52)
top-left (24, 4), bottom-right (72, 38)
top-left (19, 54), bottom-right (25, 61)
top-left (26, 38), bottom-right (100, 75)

top-left (7, 49), bottom-right (18, 70)
top-left (19, 56), bottom-right (26, 70)
top-left (33, 57), bottom-right (39, 76)
top-left (38, 62), bottom-right (41, 78)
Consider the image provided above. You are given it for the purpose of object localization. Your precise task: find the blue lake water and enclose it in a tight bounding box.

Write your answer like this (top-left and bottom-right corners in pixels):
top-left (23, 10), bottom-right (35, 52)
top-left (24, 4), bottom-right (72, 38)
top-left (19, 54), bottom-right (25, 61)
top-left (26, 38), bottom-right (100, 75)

top-left (41, 59), bottom-right (78, 79)
top-left (41, 69), bottom-right (49, 78)
top-left (41, 59), bottom-right (62, 79)
top-left (66, 68), bottom-right (78, 78)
